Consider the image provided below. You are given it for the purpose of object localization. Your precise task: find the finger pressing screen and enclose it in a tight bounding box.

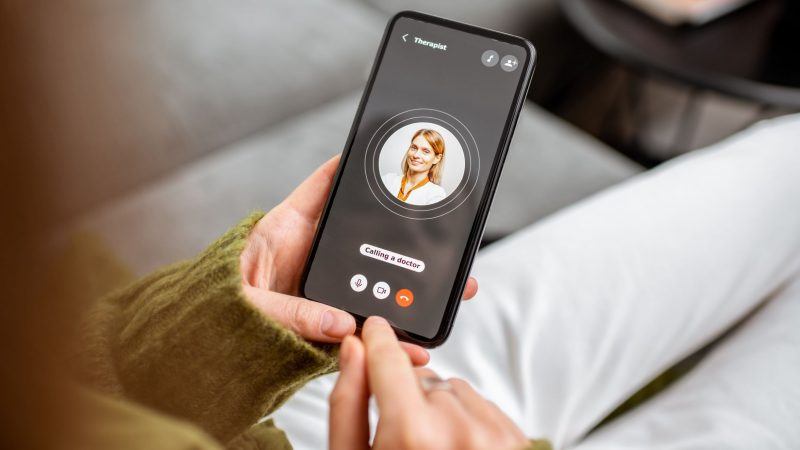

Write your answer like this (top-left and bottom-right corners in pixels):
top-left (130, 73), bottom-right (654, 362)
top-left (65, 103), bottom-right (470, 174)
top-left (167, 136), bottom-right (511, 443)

top-left (329, 336), bottom-right (370, 450)
top-left (362, 316), bottom-right (425, 414)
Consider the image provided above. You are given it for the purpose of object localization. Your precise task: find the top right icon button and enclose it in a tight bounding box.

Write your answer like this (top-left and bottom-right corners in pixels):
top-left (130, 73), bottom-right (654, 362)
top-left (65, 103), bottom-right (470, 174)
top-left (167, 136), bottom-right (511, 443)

top-left (501, 55), bottom-right (518, 72)
top-left (481, 49), bottom-right (499, 67)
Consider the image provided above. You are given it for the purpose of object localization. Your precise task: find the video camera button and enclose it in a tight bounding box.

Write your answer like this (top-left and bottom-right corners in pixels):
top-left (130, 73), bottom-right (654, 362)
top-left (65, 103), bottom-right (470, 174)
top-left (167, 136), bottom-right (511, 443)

top-left (350, 274), bottom-right (368, 293)
top-left (372, 281), bottom-right (391, 300)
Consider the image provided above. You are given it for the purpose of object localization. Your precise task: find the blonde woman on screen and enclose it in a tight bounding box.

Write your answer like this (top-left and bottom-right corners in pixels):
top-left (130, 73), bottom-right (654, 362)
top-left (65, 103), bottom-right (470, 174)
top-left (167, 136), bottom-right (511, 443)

top-left (382, 129), bottom-right (448, 205)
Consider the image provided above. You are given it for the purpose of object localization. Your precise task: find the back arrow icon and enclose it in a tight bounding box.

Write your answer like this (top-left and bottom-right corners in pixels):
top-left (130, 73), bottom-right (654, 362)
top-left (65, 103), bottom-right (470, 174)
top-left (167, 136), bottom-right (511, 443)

top-left (402, 33), bottom-right (408, 42)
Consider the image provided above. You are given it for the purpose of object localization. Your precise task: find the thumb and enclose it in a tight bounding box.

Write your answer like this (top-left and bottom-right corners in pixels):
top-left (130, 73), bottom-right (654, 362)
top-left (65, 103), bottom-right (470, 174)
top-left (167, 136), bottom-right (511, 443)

top-left (243, 285), bottom-right (356, 342)
top-left (282, 154), bottom-right (341, 221)
top-left (329, 336), bottom-right (370, 450)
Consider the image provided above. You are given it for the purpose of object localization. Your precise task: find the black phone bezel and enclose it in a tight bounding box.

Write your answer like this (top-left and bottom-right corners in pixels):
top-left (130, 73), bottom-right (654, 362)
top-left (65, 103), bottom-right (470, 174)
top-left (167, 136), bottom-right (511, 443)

top-left (299, 10), bottom-right (537, 348)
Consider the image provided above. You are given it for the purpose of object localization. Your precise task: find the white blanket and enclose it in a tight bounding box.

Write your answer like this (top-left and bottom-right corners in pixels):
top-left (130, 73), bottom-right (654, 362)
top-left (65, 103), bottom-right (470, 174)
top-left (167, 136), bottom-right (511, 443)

top-left (272, 113), bottom-right (800, 449)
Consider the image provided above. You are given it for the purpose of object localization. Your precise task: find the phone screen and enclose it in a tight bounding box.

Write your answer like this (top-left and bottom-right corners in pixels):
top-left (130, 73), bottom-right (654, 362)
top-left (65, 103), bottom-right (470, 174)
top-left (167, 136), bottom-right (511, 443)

top-left (303, 13), bottom-right (533, 343)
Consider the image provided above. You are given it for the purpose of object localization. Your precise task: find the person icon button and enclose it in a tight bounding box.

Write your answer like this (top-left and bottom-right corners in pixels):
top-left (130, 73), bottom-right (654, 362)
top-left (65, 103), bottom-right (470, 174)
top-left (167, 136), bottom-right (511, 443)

top-left (500, 55), bottom-right (518, 72)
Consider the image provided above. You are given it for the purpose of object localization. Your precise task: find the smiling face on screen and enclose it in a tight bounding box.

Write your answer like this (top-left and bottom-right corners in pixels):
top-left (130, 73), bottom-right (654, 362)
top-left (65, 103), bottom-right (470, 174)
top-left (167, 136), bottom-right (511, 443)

top-left (402, 129), bottom-right (445, 185)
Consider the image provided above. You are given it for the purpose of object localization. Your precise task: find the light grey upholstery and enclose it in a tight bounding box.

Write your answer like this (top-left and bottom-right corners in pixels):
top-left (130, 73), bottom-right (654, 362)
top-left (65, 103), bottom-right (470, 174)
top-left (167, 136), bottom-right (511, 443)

top-left (490, 104), bottom-right (639, 238)
top-left (77, 92), bottom-right (639, 274)
top-left (24, 0), bottom-right (643, 274)
top-left (22, 0), bottom-right (383, 218)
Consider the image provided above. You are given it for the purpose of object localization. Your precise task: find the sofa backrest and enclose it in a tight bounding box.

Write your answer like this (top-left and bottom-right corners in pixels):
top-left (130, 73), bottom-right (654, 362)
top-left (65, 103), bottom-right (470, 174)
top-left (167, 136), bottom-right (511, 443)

top-left (1, 0), bottom-right (382, 221)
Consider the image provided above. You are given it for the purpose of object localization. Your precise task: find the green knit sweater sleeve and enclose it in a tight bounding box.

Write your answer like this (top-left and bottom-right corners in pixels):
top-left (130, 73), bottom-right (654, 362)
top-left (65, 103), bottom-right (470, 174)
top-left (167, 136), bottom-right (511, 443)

top-left (76, 212), bottom-right (338, 444)
top-left (527, 439), bottom-right (553, 450)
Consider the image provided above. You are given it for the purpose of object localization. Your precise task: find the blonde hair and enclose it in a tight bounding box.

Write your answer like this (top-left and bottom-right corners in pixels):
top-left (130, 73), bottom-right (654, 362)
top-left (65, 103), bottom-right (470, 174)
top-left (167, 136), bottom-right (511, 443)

top-left (401, 129), bottom-right (446, 185)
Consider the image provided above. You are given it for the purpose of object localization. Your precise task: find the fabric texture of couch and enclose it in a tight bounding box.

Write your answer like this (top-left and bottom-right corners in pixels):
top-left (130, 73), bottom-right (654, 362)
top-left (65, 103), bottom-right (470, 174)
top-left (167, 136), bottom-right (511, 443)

top-left (12, 0), bottom-right (642, 273)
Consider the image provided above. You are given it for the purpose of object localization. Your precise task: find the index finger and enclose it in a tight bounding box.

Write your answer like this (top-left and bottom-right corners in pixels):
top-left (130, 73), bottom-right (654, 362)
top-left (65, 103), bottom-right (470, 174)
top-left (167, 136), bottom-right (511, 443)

top-left (362, 316), bottom-right (425, 415)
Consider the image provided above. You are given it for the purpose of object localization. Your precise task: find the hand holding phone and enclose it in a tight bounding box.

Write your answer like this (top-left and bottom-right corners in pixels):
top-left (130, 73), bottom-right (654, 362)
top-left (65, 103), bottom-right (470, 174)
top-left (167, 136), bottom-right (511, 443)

top-left (239, 154), bottom-right (478, 363)
top-left (302, 11), bottom-right (536, 347)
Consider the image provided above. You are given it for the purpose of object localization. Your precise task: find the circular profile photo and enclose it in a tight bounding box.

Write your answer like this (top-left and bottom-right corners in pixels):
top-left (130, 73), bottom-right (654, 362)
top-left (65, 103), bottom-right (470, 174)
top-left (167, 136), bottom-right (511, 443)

top-left (378, 122), bottom-right (466, 206)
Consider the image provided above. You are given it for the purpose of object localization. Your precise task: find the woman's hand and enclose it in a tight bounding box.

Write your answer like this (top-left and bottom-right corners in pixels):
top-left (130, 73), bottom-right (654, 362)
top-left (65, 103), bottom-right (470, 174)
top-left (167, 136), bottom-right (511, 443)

top-left (329, 316), bottom-right (529, 450)
top-left (239, 155), bottom-right (479, 363)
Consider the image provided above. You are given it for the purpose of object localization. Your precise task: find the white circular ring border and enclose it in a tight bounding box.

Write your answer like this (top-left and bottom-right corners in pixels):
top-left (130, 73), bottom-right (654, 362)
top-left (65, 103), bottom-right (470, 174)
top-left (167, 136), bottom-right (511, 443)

top-left (370, 116), bottom-right (471, 211)
top-left (362, 108), bottom-right (481, 221)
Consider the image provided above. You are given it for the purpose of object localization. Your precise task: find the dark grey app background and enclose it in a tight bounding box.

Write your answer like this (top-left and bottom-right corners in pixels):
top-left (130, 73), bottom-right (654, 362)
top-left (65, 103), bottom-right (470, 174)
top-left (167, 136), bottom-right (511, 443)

top-left (305, 17), bottom-right (527, 339)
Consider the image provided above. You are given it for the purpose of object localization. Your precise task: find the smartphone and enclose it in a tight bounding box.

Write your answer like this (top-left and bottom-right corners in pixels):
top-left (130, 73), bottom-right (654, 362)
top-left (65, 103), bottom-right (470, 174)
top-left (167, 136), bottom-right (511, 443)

top-left (301, 11), bottom-right (536, 347)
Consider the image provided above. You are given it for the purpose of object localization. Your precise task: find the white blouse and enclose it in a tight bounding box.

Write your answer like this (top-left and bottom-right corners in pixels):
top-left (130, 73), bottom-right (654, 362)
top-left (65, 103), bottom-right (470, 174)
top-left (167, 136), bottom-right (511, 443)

top-left (382, 173), bottom-right (447, 205)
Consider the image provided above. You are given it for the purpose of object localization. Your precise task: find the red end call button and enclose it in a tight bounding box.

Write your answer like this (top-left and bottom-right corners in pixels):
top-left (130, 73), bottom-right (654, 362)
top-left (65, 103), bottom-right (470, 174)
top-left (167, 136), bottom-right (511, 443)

top-left (395, 288), bottom-right (414, 307)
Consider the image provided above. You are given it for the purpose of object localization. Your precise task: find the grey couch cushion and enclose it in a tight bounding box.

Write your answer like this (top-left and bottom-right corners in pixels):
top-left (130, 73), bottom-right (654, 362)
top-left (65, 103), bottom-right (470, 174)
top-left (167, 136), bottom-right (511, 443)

top-left (489, 105), bottom-right (640, 238)
top-left (74, 91), bottom-right (639, 275)
top-left (14, 0), bottom-right (383, 220)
